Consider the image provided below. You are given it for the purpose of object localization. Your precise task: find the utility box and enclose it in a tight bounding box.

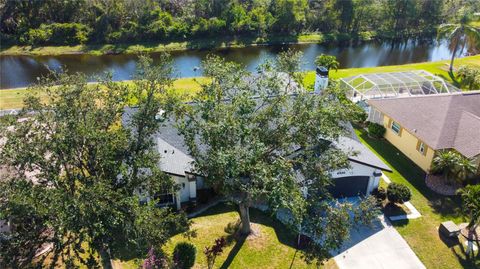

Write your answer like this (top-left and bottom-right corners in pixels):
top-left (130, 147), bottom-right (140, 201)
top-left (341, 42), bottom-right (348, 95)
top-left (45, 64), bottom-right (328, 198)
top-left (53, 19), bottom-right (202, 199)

top-left (314, 66), bottom-right (329, 94)
top-left (440, 221), bottom-right (460, 238)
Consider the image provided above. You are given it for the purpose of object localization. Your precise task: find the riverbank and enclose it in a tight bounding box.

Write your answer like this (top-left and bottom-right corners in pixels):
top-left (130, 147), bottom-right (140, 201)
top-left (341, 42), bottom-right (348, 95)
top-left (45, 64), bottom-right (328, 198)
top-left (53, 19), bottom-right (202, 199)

top-left (0, 34), bottom-right (326, 56)
top-left (1, 55), bottom-right (479, 110)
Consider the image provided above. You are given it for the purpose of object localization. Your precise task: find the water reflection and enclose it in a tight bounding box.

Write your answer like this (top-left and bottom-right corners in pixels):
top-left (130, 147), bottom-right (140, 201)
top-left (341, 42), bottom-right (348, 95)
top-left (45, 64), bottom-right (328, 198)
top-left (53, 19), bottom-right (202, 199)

top-left (0, 39), bottom-right (458, 89)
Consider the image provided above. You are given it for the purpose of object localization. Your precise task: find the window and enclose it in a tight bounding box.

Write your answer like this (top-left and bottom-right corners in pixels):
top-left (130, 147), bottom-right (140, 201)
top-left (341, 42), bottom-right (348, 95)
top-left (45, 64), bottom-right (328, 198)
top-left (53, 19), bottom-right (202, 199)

top-left (154, 193), bottom-right (174, 204)
top-left (391, 121), bottom-right (401, 135)
top-left (419, 142), bottom-right (425, 154)
top-left (417, 140), bottom-right (427, 155)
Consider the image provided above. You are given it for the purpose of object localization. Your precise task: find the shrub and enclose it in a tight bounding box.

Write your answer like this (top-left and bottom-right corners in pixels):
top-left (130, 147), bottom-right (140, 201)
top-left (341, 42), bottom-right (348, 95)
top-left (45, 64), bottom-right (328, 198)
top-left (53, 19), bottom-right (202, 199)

top-left (22, 27), bottom-right (52, 45)
top-left (23, 23), bottom-right (91, 45)
top-left (173, 242), bottom-right (196, 269)
top-left (371, 187), bottom-right (387, 201)
top-left (352, 108), bottom-right (368, 125)
top-left (358, 31), bottom-right (375, 41)
top-left (387, 183), bottom-right (411, 204)
top-left (367, 122), bottom-right (386, 139)
top-left (204, 237), bottom-right (227, 269)
top-left (456, 65), bottom-right (480, 91)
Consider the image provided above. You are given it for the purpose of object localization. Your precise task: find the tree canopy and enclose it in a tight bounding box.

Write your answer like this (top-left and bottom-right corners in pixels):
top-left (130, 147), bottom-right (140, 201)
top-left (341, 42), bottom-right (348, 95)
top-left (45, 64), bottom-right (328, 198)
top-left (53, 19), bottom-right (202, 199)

top-left (437, 12), bottom-right (480, 72)
top-left (0, 54), bottom-right (190, 268)
top-left (2, 0), bottom-right (478, 46)
top-left (175, 50), bottom-right (378, 264)
top-left (315, 54), bottom-right (340, 71)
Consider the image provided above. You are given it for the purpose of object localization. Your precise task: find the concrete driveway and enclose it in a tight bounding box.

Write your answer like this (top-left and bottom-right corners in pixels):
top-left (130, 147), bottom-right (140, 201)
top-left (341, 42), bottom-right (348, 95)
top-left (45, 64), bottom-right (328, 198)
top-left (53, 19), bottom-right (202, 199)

top-left (332, 216), bottom-right (425, 269)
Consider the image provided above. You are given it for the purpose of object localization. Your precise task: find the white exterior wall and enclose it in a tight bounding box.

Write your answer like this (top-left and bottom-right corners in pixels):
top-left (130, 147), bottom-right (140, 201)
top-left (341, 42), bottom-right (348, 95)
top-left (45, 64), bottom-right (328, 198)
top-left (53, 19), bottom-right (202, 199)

top-left (330, 161), bottom-right (381, 195)
top-left (172, 175), bottom-right (190, 203)
top-left (314, 75), bottom-right (328, 94)
top-left (0, 219), bottom-right (10, 233)
top-left (367, 107), bottom-right (384, 125)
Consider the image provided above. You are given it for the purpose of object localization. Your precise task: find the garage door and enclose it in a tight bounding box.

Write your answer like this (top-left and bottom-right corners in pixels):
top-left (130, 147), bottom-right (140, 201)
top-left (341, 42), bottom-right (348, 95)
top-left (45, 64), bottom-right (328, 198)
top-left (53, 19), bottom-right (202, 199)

top-left (329, 176), bottom-right (369, 198)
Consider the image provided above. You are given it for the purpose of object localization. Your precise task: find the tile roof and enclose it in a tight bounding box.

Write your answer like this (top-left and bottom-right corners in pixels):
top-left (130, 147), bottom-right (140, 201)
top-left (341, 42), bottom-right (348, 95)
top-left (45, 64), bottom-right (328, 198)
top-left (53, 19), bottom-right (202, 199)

top-left (368, 91), bottom-right (480, 158)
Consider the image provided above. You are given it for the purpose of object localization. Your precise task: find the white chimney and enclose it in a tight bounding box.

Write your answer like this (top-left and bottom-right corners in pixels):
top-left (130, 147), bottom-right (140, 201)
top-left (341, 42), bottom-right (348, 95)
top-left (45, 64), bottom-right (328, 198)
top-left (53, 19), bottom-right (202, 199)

top-left (314, 66), bottom-right (329, 94)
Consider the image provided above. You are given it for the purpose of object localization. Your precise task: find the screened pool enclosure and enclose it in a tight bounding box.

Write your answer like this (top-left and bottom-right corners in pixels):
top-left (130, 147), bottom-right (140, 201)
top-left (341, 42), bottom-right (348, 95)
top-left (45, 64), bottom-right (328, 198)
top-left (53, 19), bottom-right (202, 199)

top-left (340, 70), bottom-right (459, 102)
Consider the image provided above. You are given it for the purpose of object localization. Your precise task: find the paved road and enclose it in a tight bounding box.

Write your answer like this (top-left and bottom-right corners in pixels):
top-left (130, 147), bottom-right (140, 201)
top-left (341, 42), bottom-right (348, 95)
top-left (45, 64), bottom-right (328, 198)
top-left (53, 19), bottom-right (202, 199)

top-left (333, 215), bottom-right (425, 269)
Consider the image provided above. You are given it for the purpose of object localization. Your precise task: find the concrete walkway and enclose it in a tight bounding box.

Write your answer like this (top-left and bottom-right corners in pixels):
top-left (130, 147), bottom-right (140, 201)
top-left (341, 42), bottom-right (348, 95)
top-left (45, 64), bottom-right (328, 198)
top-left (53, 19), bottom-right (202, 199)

top-left (333, 215), bottom-right (425, 269)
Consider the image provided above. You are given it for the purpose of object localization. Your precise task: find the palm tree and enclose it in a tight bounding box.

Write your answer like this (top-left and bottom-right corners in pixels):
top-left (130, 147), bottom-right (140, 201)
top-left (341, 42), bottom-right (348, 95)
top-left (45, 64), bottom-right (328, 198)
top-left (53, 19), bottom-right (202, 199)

top-left (314, 54), bottom-right (340, 72)
top-left (437, 15), bottom-right (480, 73)
top-left (455, 155), bottom-right (477, 183)
top-left (457, 185), bottom-right (480, 256)
top-left (432, 150), bottom-right (460, 183)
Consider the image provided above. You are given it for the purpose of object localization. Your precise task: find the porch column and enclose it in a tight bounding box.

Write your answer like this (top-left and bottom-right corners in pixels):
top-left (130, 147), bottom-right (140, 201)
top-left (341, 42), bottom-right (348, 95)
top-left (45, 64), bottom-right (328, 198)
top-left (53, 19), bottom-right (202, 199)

top-left (187, 174), bottom-right (197, 200)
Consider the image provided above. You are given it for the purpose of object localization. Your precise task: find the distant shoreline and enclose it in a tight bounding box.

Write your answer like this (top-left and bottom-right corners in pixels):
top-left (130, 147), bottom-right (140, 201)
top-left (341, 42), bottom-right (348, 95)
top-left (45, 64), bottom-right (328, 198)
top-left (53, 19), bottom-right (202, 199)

top-left (0, 34), bottom-right (329, 57)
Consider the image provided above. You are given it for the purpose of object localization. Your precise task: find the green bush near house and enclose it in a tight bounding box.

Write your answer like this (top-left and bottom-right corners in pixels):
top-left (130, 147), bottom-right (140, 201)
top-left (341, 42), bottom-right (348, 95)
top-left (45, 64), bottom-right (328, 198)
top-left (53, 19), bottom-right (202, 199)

top-left (367, 122), bottom-right (386, 139)
top-left (372, 186), bottom-right (387, 202)
top-left (173, 242), bottom-right (196, 269)
top-left (387, 183), bottom-right (412, 204)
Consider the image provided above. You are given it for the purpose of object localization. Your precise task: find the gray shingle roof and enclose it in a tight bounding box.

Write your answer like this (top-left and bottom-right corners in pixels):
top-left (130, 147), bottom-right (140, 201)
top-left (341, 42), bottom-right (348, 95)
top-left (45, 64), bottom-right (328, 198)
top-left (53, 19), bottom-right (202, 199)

top-left (334, 136), bottom-right (392, 172)
top-left (123, 107), bottom-right (391, 175)
top-left (368, 91), bottom-right (480, 158)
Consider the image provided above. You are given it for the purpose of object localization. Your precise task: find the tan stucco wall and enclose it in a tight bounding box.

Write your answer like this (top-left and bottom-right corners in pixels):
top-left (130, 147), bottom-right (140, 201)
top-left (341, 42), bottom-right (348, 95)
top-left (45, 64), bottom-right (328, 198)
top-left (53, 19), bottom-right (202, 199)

top-left (382, 115), bottom-right (435, 172)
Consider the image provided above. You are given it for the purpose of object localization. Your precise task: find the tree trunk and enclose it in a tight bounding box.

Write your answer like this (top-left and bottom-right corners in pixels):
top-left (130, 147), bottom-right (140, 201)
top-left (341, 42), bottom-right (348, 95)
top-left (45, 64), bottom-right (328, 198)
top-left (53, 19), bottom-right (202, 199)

top-left (99, 247), bottom-right (112, 269)
top-left (238, 202), bottom-right (251, 235)
top-left (449, 40), bottom-right (459, 73)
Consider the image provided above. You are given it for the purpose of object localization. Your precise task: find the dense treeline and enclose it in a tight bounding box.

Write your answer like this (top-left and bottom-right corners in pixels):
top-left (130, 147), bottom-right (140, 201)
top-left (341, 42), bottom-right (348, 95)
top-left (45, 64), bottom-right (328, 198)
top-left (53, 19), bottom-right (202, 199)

top-left (1, 0), bottom-right (479, 46)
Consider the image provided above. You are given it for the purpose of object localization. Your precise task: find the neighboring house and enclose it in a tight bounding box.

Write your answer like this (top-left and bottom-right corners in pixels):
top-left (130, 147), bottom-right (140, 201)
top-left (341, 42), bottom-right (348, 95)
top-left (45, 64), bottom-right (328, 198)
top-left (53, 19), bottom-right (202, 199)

top-left (367, 91), bottom-right (480, 172)
top-left (123, 107), bottom-right (391, 209)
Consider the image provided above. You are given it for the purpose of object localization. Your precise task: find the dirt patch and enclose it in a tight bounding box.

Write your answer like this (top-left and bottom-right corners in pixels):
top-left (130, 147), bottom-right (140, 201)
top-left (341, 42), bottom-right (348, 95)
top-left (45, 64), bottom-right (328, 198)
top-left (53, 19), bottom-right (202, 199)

top-left (244, 223), bottom-right (267, 250)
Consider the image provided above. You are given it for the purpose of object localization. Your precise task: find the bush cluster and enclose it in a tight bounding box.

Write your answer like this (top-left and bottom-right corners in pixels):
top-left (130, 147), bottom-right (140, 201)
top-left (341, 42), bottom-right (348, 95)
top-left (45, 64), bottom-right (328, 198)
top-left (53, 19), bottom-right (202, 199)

top-left (21, 23), bottom-right (90, 45)
top-left (367, 122), bottom-right (386, 139)
top-left (386, 183), bottom-right (411, 204)
top-left (173, 242), bottom-right (196, 269)
top-left (371, 186), bottom-right (387, 202)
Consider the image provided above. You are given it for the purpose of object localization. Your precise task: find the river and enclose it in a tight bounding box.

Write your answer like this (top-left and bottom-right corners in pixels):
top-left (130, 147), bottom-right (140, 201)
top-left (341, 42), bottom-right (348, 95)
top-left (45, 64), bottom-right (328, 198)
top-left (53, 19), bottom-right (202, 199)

top-left (0, 38), bottom-right (457, 89)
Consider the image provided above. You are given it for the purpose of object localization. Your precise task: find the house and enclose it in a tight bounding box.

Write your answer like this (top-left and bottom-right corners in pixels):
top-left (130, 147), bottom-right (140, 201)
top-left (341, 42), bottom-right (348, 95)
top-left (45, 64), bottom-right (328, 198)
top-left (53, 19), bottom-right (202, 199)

top-left (367, 91), bottom-right (480, 173)
top-left (329, 136), bottom-right (392, 197)
top-left (123, 107), bottom-right (391, 209)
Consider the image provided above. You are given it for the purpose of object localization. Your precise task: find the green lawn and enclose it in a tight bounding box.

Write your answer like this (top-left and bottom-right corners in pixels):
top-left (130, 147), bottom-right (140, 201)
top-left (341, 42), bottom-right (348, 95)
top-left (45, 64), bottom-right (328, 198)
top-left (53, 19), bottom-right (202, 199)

top-left (303, 54), bottom-right (480, 89)
top-left (355, 128), bottom-right (479, 269)
top-left (115, 203), bottom-right (336, 269)
top-left (0, 77), bottom-right (208, 110)
top-left (2, 55), bottom-right (479, 110)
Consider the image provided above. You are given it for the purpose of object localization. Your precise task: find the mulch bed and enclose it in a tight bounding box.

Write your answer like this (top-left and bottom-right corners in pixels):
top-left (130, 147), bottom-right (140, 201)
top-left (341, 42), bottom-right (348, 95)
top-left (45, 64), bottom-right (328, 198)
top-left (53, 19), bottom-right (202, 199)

top-left (425, 174), bottom-right (462, 196)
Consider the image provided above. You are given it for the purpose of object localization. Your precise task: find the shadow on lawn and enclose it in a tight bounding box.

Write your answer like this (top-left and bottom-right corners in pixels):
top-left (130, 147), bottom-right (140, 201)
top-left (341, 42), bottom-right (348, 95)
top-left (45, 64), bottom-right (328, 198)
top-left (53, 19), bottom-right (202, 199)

top-left (219, 234), bottom-right (246, 269)
top-left (356, 129), bottom-right (463, 220)
top-left (450, 239), bottom-right (480, 269)
top-left (213, 203), bottom-right (300, 268)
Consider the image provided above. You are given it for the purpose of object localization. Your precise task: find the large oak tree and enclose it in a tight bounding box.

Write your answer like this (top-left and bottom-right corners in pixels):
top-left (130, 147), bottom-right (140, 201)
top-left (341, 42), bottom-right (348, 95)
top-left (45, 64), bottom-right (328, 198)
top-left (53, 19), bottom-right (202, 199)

top-left (0, 54), bottom-right (189, 268)
top-left (176, 50), bottom-right (378, 264)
